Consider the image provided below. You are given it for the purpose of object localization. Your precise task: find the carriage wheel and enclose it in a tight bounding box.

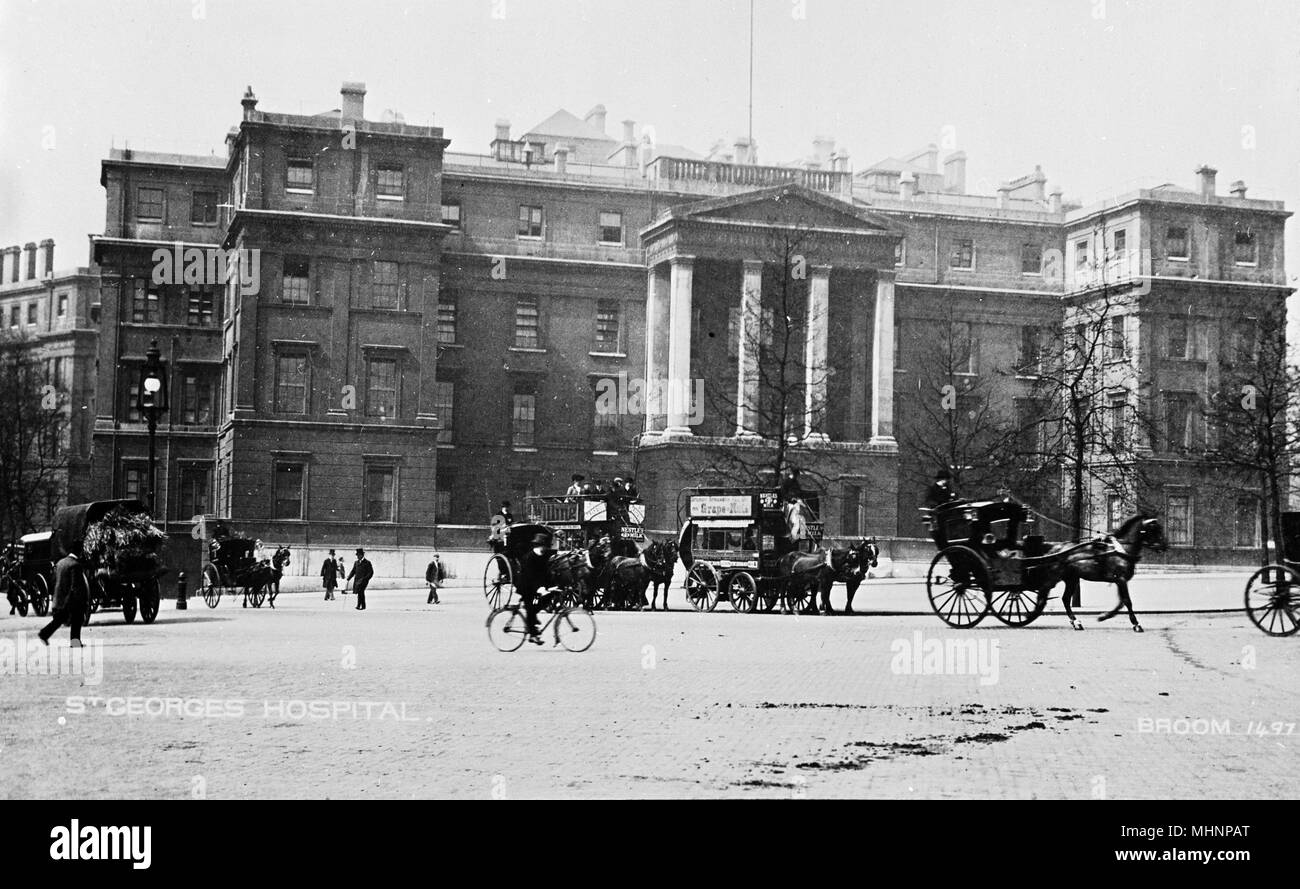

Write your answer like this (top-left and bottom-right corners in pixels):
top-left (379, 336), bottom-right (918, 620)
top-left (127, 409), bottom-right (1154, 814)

top-left (554, 608), bottom-right (597, 652)
top-left (247, 583), bottom-right (267, 608)
top-left (1244, 565), bottom-right (1300, 637)
top-left (483, 555), bottom-right (514, 610)
top-left (760, 579), bottom-right (780, 613)
top-left (783, 583), bottom-right (814, 615)
top-left (728, 571), bottom-right (757, 613)
top-left (10, 581), bottom-right (29, 617)
top-left (990, 588), bottom-right (1048, 627)
top-left (121, 591), bottom-right (138, 624)
top-left (139, 579), bottom-right (160, 624)
top-left (201, 564), bottom-right (222, 608)
top-left (927, 546), bottom-right (991, 629)
top-left (77, 570), bottom-right (95, 626)
top-left (486, 606), bottom-right (527, 652)
top-left (30, 574), bottom-right (51, 617)
top-left (685, 563), bottom-right (720, 612)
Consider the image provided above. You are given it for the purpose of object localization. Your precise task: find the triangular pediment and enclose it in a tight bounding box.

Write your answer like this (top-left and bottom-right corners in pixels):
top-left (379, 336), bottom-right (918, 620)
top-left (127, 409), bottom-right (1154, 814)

top-left (662, 184), bottom-right (893, 233)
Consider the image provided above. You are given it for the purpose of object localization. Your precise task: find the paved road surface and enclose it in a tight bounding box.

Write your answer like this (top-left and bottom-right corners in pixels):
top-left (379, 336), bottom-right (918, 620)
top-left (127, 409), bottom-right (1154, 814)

top-left (2, 576), bottom-right (1294, 799)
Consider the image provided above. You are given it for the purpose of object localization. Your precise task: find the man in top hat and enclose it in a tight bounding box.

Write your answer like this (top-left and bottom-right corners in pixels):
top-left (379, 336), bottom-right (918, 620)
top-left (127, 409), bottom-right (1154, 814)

top-left (515, 532), bottom-right (552, 644)
top-left (321, 548), bottom-right (339, 601)
top-left (925, 469), bottom-right (959, 509)
top-left (347, 548), bottom-right (374, 611)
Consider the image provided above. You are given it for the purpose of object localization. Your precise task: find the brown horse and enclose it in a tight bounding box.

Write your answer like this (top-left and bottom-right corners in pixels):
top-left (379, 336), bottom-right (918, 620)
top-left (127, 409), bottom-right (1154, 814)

top-left (642, 540), bottom-right (678, 611)
top-left (775, 549), bottom-right (831, 614)
top-left (1039, 515), bottom-right (1168, 632)
top-left (818, 538), bottom-right (880, 614)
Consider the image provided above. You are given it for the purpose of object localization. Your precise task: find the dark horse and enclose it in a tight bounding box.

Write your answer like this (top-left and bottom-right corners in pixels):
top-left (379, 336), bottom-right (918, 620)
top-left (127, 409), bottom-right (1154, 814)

top-left (818, 538), bottom-right (880, 614)
top-left (775, 549), bottom-right (831, 614)
top-left (1039, 515), bottom-right (1168, 632)
top-left (547, 546), bottom-right (595, 609)
top-left (588, 538), bottom-right (651, 610)
top-left (642, 540), bottom-right (678, 611)
top-left (268, 545), bottom-right (291, 608)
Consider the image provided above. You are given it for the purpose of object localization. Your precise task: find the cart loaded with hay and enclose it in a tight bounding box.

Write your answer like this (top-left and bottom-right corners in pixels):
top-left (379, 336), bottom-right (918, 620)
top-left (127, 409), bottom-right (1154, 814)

top-left (52, 499), bottom-right (168, 625)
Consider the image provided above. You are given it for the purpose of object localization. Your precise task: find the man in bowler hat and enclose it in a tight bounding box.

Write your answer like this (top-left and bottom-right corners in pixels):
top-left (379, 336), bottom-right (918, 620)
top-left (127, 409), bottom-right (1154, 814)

top-left (515, 533), bottom-right (552, 644)
top-left (347, 548), bottom-right (374, 611)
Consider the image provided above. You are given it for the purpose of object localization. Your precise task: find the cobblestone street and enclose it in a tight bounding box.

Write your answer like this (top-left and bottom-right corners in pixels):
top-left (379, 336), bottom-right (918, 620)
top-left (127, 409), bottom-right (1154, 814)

top-left (2, 578), bottom-right (1296, 800)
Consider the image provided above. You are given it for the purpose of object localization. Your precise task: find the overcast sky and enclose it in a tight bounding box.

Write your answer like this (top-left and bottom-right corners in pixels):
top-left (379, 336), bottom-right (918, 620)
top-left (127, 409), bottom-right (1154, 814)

top-left (1, 0), bottom-right (1296, 290)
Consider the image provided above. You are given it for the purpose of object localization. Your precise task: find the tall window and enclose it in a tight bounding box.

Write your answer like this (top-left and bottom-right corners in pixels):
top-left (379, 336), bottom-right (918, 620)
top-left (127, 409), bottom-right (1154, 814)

top-left (1226, 318), bottom-right (1258, 365)
top-left (518, 204), bottom-right (543, 238)
top-left (894, 240), bottom-right (905, 267)
top-left (26, 303), bottom-right (37, 326)
top-left (1075, 239), bottom-right (1090, 269)
top-left (286, 158), bottom-right (314, 192)
top-left (1107, 315), bottom-right (1126, 362)
top-left (1113, 228), bottom-right (1127, 257)
top-left (122, 463), bottom-right (146, 501)
top-left (1165, 492), bottom-right (1193, 545)
top-left (434, 467), bottom-right (453, 519)
top-left (1166, 226), bottom-right (1189, 259)
top-left (1021, 243), bottom-right (1043, 275)
top-left (514, 296), bottom-right (540, 348)
top-left (951, 321), bottom-right (976, 374)
top-left (434, 381), bottom-right (454, 444)
top-left (1167, 317), bottom-right (1189, 359)
top-left (131, 283), bottom-right (160, 323)
top-left (274, 354), bottom-right (309, 414)
top-left (437, 291), bottom-right (457, 343)
top-left (56, 293), bottom-right (68, 318)
top-left (1234, 230), bottom-right (1257, 265)
top-left (137, 187), bottom-right (164, 221)
top-left (1108, 396), bottom-right (1128, 449)
top-left (598, 211), bottom-right (623, 245)
top-left (1106, 494), bottom-right (1125, 533)
top-left (1016, 326), bottom-right (1043, 374)
top-left (376, 163), bottom-right (404, 198)
top-left (187, 288), bottom-right (216, 326)
top-left (191, 190), bottom-right (219, 225)
top-left (273, 463), bottom-right (305, 520)
top-left (441, 200), bottom-right (462, 228)
top-left (364, 465), bottom-right (396, 522)
top-left (1163, 392), bottom-right (1198, 451)
top-left (1235, 496), bottom-right (1260, 547)
top-left (366, 357), bottom-right (399, 417)
top-left (592, 387), bottom-right (620, 451)
top-left (594, 300), bottom-right (621, 352)
top-left (949, 238), bottom-right (974, 270)
top-left (512, 389), bottom-right (536, 448)
top-left (372, 261), bottom-right (399, 309)
top-left (8, 306), bottom-right (17, 328)
top-left (181, 373), bottom-right (215, 425)
top-left (282, 257), bottom-right (311, 304)
top-left (178, 466), bottom-right (211, 520)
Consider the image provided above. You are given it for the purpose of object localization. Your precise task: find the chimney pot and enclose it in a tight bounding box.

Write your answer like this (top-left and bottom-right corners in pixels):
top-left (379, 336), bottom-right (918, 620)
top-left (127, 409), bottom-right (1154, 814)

top-left (1049, 188), bottom-right (1063, 214)
top-left (584, 104), bottom-right (607, 135)
top-left (554, 144), bottom-right (569, 175)
top-left (240, 85), bottom-right (258, 120)
top-left (340, 81), bottom-right (367, 122)
top-left (6, 246), bottom-right (19, 284)
top-left (40, 238), bottom-right (54, 277)
top-left (1230, 179), bottom-right (1248, 199)
top-left (1195, 164), bottom-right (1218, 200)
top-left (23, 242), bottom-right (37, 280)
top-left (494, 119), bottom-right (512, 143)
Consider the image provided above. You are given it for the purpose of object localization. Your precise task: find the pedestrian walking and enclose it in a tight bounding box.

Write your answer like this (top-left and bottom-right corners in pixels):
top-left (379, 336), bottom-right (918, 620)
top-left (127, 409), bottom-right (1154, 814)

top-left (426, 553), bottom-right (443, 605)
top-left (321, 548), bottom-right (339, 600)
top-left (38, 550), bottom-right (85, 648)
top-left (347, 548), bottom-right (373, 611)
top-left (337, 553), bottom-right (349, 596)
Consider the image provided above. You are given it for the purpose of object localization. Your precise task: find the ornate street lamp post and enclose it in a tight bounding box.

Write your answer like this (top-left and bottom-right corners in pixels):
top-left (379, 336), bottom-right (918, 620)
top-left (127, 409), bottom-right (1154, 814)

top-left (136, 339), bottom-right (169, 514)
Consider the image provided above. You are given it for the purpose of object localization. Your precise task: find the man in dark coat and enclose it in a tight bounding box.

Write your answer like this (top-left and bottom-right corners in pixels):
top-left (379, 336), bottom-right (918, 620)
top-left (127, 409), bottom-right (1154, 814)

top-left (39, 550), bottom-right (85, 647)
top-left (425, 553), bottom-right (442, 605)
top-left (515, 533), bottom-right (552, 644)
top-left (778, 467), bottom-right (804, 504)
top-left (347, 548), bottom-right (374, 611)
top-left (924, 469), bottom-right (959, 509)
top-left (321, 549), bottom-right (338, 601)
top-left (497, 501), bottom-right (514, 526)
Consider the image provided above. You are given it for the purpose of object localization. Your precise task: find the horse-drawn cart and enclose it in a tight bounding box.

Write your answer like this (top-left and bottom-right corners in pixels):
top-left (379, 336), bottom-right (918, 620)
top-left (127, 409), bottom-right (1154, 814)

top-left (53, 499), bottom-right (167, 625)
top-left (676, 488), bottom-right (824, 613)
top-left (1, 533), bottom-right (54, 617)
top-left (194, 517), bottom-right (275, 608)
top-left (1243, 512), bottom-right (1300, 636)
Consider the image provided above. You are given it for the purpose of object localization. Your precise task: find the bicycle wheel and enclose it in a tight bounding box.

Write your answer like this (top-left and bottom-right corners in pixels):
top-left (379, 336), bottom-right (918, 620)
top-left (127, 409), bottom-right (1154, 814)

top-left (553, 608), bottom-right (596, 652)
top-left (487, 606), bottom-right (528, 652)
top-left (1245, 565), bottom-right (1300, 637)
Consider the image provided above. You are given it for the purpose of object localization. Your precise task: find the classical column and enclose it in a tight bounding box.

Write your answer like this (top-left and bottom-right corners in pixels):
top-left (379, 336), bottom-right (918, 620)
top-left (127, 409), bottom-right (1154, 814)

top-left (665, 256), bottom-right (695, 436)
top-left (803, 265), bottom-right (831, 441)
top-left (735, 260), bottom-right (763, 437)
top-left (870, 270), bottom-right (897, 445)
top-left (643, 263), bottom-right (670, 435)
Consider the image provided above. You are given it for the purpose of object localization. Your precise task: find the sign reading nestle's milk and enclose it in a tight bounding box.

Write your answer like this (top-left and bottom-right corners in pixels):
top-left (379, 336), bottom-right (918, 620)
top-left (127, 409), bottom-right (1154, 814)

top-left (691, 495), bottom-right (752, 518)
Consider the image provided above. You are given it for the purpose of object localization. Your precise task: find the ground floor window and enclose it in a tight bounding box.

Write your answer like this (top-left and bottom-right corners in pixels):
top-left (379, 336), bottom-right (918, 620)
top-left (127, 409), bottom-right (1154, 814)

top-left (1165, 491), bottom-right (1193, 545)
top-left (178, 465), bottom-right (211, 520)
top-left (365, 465), bottom-right (397, 522)
top-left (274, 462), bottom-right (305, 520)
top-left (1235, 495), bottom-right (1260, 548)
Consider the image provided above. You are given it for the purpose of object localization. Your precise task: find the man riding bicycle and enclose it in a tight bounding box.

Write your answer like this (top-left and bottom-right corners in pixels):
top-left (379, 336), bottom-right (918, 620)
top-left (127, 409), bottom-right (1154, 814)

top-left (516, 532), bottom-right (552, 645)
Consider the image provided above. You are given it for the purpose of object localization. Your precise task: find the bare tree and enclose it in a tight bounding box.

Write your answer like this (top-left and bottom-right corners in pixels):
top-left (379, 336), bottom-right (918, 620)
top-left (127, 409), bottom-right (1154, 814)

top-left (1204, 306), bottom-right (1297, 564)
top-left (0, 331), bottom-right (70, 541)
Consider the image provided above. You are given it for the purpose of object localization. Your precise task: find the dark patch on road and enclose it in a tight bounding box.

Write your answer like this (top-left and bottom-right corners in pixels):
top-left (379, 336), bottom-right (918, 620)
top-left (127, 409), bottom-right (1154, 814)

top-left (955, 732), bottom-right (1009, 743)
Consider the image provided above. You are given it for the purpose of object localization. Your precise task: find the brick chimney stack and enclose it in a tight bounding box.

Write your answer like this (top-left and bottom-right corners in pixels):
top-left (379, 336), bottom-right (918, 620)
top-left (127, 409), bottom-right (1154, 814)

top-left (584, 104), bottom-right (607, 136)
top-left (495, 119), bottom-right (511, 142)
top-left (23, 242), bottom-right (37, 280)
top-left (1049, 188), bottom-right (1063, 214)
top-left (899, 172), bottom-right (916, 201)
top-left (5, 246), bottom-right (18, 283)
top-left (943, 151), bottom-right (967, 194)
top-left (241, 85), bottom-right (258, 120)
top-left (340, 82), bottom-right (366, 121)
top-left (1195, 164), bottom-right (1217, 200)
top-left (40, 238), bottom-right (54, 277)
top-left (1230, 179), bottom-right (1248, 199)
top-left (554, 144), bottom-right (569, 175)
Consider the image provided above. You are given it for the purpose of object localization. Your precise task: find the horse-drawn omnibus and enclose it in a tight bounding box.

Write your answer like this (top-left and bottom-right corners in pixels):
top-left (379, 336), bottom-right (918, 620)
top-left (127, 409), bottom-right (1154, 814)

top-left (676, 487), bottom-right (825, 613)
top-left (524, 494), bottom-right (645, 555)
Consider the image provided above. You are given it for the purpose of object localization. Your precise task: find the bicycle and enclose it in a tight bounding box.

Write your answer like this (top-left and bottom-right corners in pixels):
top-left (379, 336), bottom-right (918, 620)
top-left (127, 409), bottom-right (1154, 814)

top-left (486, 592), bottom-right (596, 653)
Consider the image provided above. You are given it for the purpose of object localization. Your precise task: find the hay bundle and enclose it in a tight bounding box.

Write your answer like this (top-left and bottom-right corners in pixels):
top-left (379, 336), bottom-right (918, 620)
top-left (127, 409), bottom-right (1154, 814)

top-left (83, 507), bottom-right (166, 577)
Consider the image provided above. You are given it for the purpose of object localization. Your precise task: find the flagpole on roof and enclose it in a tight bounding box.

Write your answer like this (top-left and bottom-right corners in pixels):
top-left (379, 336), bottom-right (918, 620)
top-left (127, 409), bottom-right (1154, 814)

top-left (748, 0), bottom-right (754, 151)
